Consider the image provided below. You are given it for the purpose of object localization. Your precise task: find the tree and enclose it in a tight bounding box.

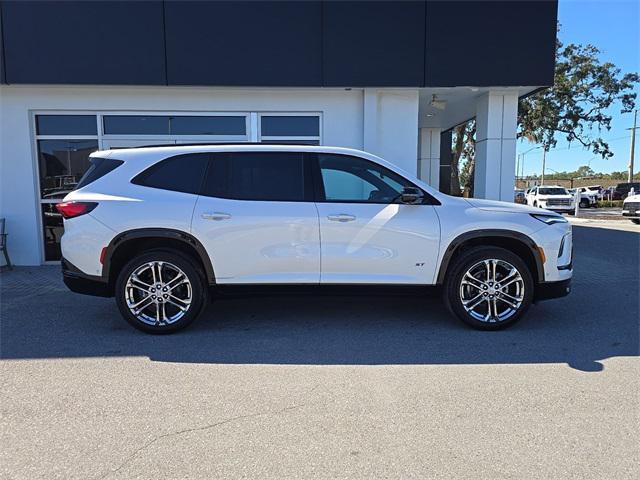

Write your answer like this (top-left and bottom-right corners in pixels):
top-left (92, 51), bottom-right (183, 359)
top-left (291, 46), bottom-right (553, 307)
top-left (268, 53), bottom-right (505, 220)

top-left (450, 33), bottom-right (639, 195)
top-left (450, 120), bottom-right (475, 196)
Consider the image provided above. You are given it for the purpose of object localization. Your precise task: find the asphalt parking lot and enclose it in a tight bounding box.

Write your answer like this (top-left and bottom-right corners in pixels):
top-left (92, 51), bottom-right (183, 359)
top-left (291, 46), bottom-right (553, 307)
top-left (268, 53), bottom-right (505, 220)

top-left (1, 224), bottom-right (639, 479)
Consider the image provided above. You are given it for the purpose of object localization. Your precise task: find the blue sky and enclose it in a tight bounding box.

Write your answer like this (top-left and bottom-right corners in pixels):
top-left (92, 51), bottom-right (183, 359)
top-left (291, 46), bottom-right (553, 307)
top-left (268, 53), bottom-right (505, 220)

top-left (517, 0), bottom-right (640, 176)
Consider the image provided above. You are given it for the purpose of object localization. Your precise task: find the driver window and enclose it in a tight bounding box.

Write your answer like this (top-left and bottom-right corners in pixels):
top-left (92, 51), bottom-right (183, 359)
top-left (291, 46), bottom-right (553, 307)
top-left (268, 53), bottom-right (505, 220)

top-left (318, 154), bottom-right (411, 203)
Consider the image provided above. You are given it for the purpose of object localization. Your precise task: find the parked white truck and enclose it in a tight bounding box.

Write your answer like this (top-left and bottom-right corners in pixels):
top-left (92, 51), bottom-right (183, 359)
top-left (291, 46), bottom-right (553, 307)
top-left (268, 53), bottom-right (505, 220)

top-left (526, 186), bottom-right (576, 214)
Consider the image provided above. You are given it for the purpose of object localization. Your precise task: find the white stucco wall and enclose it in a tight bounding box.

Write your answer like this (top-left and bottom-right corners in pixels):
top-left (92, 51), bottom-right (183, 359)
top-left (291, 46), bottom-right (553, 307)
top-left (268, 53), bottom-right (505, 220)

top-left (0, 85), bottom-right (420, 265)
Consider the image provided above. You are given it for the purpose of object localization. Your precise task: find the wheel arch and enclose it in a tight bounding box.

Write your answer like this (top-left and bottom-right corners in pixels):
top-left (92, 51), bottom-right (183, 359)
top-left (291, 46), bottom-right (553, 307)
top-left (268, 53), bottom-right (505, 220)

top-left (436, 230), bottom-right (545, 285)
top-left (102, 228), bottom-right (216, 292)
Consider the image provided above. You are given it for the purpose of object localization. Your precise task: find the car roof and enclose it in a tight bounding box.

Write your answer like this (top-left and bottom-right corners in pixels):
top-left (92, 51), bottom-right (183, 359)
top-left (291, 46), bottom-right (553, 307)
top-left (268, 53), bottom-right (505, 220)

top-left (91, 143), bottom-right (376, 159)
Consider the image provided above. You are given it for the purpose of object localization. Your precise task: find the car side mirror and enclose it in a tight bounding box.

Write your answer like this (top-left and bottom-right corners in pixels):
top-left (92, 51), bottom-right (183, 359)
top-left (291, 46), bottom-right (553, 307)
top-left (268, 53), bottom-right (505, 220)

top-left (400, 187), bottom-right (423, 204)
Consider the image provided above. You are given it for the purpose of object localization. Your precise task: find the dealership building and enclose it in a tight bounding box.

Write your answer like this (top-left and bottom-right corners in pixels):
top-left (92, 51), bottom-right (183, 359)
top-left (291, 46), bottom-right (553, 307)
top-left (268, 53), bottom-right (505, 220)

top-left (0, 0), bottom-right (557, 266)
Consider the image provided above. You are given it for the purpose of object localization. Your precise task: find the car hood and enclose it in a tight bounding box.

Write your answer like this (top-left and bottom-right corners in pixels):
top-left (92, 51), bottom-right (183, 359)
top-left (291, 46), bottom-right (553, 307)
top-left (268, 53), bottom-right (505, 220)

top-left (464, 198), bottom-right (543, 214)
top-left (624, 194), bottom-right (640, 203)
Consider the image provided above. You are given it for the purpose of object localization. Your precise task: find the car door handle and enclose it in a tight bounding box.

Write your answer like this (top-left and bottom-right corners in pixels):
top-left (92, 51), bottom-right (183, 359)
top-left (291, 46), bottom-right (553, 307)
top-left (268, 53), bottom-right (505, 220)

top-left (327, 214), bottom-right (356, 222)
top-left (201, 212), bottom-right (231, 221)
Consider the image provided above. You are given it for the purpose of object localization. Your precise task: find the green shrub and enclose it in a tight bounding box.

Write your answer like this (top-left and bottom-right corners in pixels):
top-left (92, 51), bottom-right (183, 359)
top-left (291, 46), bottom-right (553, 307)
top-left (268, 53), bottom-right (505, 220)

top-left (596, 200), bottom-right (623, 208)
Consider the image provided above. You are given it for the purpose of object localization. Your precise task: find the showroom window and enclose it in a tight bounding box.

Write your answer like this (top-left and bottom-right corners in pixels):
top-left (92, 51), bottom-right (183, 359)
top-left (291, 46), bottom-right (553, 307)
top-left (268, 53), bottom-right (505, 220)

top-left (102, 115), bottom-right (247, 136)
top-left (258, 114), bottom-right (321, 145)
top-left (34, 112), bottom-right (322, 261)
top-left (35, 115), bottom-right (100, 261)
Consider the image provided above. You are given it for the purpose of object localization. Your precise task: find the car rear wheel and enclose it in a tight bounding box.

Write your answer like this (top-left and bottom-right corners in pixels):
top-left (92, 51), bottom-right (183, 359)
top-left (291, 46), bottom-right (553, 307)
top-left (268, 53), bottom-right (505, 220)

top-left (444, 247), bottom-right (534, 330)
top-left (631, 219), bottom-right (640, 225)
top-left (115, 250), bottom-right (207, 334)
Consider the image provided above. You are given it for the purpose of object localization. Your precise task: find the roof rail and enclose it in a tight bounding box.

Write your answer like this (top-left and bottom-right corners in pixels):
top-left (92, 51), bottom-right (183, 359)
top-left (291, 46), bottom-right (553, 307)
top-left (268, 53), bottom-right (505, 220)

top-left (126, 142), bottom-right (316, 149)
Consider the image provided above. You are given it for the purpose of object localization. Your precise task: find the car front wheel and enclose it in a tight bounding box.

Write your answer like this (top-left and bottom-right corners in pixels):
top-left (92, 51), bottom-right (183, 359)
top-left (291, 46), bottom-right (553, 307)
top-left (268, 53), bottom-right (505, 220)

top-left (444, 247), bottom-right (534, 330)
top-left (115, 250), bottom-right (207, 333)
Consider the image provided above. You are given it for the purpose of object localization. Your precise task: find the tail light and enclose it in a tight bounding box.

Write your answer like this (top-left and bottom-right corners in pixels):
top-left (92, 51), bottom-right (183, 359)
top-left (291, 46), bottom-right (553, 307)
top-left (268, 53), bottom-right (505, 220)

top-left (55, 201), bottom-right (98, 219)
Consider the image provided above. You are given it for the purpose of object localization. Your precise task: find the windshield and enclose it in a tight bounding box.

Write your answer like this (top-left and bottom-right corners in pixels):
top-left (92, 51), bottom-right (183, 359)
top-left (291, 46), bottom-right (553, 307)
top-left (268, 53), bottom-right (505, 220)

top-left (538, 188), bottom-right (567, 195)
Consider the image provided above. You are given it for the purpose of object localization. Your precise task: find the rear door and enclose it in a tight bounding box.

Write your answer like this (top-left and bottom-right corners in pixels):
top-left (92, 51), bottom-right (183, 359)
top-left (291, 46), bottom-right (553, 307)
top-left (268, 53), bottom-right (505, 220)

top-left (191, 151), bottom-right (320, 284)
top-left (311, 153), bottom-right (440, 284)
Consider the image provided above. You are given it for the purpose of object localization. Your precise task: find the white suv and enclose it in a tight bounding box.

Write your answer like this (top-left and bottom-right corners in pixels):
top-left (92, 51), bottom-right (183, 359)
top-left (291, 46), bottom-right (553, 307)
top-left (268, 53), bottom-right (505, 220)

top-left (58, 145), bottom-right (572, 333)
top-left (526, 186), bottom-right (576, 213)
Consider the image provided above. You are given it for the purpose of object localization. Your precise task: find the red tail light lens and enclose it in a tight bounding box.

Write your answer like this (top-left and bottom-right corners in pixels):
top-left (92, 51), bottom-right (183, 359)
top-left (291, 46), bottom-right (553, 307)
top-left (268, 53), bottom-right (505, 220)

top-left (55, 201), bottom-right (98, 219)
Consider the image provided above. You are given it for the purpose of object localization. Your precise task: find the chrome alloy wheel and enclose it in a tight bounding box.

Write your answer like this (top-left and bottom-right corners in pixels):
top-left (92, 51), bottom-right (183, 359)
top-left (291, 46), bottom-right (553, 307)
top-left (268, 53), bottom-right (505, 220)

top-left (459, 259), bottom-right (525, 323)
top-left (124, 261), bottom-right (192, 326)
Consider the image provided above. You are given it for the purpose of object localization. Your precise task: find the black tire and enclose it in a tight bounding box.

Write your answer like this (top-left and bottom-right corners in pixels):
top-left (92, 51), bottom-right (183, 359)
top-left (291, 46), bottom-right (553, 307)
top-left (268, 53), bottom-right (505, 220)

top-left (631, 219), bottom-right (640, 225)
top-left (579, 200), bottom-right (589, 208)
top-left (443, 246), bottom-right (534, 331)
top-left (115, 249), bottom-right (208, 334)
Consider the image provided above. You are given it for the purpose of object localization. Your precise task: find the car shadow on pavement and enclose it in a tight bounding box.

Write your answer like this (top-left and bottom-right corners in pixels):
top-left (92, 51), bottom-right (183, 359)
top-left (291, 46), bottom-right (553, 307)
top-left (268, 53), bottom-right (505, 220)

top-left (1, 225), bottom-right (638, 372)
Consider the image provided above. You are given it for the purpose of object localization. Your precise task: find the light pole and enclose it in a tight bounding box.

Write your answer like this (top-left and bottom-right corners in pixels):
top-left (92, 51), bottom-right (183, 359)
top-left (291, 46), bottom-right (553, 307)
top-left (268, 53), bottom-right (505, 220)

top-left (519, 145), bottom-right (542, 185)
top-left (628, 109), bottom-right (638, 182)
top-left (541, 148), bottom-right (547, 186)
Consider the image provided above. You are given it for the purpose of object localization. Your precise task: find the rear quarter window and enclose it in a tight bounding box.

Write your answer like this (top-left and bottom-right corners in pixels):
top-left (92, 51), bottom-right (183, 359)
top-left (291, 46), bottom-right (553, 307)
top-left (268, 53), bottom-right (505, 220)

top-left (132, 153), bottom-right (209, 194)
top-left (75, 157), bottom-right (124, 190)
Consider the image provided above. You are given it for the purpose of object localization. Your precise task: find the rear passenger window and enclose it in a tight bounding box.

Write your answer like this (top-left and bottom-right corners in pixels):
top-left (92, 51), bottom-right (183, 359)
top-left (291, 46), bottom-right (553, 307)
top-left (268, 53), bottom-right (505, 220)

top-left (132, 153), bottom-right (209, 194)
top-left (75, 157), bottom-right (124, 190)
top-left (202, 152), bottom-right (306, 201)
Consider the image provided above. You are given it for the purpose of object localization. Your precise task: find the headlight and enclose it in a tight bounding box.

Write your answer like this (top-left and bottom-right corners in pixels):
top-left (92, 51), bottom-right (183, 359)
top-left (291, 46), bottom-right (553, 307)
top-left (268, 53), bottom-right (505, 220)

top-left (530, 213), bottom-right (568, 225)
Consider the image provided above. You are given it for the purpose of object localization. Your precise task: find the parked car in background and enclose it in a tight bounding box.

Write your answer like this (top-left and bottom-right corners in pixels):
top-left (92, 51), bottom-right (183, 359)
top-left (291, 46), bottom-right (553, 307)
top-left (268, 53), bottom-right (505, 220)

top-left (584, 185), bottom-right (604, 201)
top-left (526, 186), bottom-right (576, 213)
top-left (603, 186), bottom-right (618, 201)
top-left (514, 188), bottom-right (526, 204)
top-left (622, 193), bottom-right (640, 224)
top-left (613, 182), bottom-right (640, 200)
top-left (568, 188), bottom-right (596, 208)
top-left (57, 145), bottom-right (572, 333)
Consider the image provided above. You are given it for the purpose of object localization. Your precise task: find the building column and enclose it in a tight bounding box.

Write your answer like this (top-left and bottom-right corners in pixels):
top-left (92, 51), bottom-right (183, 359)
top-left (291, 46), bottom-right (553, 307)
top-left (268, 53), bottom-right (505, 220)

top-left (418, 127), bottom-right (441, 189)
top-left (474, 91), bottom-right (518, 201)
top-left (362, 88), bottom-right (420, 175)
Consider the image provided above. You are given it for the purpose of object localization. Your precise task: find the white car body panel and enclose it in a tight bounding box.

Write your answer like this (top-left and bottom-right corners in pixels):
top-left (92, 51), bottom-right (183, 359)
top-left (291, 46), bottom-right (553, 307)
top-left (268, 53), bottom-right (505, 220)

top-left (315, 203), bottom-right (440, 284)
top-left (60, 212), bottom-right (116, 277)
top-left (192, 197), bottom-right (321, 283)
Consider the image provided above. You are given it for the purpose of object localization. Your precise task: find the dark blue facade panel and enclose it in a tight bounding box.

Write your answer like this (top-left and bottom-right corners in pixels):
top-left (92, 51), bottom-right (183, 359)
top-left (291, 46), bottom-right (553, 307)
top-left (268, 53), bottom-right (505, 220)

top-left (0, 0), bottom-right (557, 87)
top-left (323, 1), bottom-right (426, 87)
top-left (425, 0), bottom-right (558, 87)
top-left (0, 4), bottom-right (5, 84)
top-left (165, 0), bottom-right (322, 86)
top-left (1, 0), bottom-right (166, 85)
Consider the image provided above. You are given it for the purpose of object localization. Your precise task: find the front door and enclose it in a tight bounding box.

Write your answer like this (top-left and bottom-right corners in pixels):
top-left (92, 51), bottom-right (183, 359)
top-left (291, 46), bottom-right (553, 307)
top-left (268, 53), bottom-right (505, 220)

top-left (191, 151), bottom-right (320, 284)
top-left (313, 153), bottom-right (440, 284)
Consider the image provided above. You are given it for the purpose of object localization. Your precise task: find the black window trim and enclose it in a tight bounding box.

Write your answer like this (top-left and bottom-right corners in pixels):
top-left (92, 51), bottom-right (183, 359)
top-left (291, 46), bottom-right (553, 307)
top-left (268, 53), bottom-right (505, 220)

top-left (199, 151), bottom-right (315, 203)
top-left (308, 152), bottom-right (440, 206)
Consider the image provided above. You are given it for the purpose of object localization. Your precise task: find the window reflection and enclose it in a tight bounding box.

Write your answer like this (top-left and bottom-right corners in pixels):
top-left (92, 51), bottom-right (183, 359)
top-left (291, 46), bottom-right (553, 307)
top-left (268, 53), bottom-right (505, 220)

top-left (41, 204), bottom-right (63, 261)
top-left (38, 140), bottom-right (99, 198)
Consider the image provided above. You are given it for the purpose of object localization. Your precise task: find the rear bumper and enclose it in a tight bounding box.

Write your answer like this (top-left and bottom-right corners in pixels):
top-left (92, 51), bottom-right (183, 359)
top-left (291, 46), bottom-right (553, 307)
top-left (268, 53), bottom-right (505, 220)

top-left (61, 257), bottom-right (111, 297)
top-left (534, 278), bottom-right (571, 302)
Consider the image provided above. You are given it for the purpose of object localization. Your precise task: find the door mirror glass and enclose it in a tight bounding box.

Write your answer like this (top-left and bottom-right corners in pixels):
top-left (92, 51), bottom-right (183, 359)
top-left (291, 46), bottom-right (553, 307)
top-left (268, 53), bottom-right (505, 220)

top-left (400, 186), bottom-right (423, 204)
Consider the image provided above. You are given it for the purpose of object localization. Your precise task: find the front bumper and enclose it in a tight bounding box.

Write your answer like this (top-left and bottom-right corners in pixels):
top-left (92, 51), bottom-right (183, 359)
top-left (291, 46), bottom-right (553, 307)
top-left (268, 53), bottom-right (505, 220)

top-left (534, 278), bottom-right (572, 301)
top-left (62, 257), bottom-right (111, 297)
top-left (621, 211), bottom-right (639, 218)
top-left (543, 205), bottom-right (574, 212)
